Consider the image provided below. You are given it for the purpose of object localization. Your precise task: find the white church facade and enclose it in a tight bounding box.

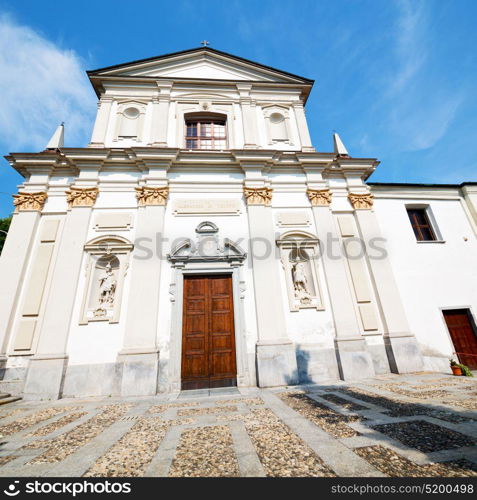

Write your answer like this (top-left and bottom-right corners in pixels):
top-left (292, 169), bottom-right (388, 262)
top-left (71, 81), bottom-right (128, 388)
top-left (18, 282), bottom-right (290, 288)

top-left (1, 47), bottom-right (477, 400)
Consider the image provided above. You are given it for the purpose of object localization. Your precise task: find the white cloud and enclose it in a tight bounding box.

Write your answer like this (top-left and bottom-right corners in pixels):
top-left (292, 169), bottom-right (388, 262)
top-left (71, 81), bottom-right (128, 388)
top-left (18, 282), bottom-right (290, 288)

top-left (373, 0), bottom-right (464, 153)
top-left (0, 14), bottom-right (96, 151)
top-left (388, 0), bottom-right (428, 95)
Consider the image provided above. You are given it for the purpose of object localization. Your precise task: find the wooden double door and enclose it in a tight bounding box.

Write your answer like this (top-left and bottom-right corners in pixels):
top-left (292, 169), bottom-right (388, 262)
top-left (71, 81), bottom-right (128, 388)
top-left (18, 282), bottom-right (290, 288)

top-left (181, 274), bottom-right (237, 390)
top-left (443, 309), bottom-right (477, 370)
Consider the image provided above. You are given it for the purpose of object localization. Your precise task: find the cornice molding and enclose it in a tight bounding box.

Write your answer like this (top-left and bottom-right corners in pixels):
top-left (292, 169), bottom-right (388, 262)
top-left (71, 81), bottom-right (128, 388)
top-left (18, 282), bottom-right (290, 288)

top-left (12, 191), bottom-right (47, 212)
top-left (135, 186), bottom-right (169, 206)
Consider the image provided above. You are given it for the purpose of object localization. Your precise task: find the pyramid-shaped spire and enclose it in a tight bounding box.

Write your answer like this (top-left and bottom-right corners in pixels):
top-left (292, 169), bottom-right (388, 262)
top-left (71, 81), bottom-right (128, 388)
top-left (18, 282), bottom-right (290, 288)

top-left (46, 123), bottom-right (64, 150)
top-left (333, 132), bottom-right (349, 157)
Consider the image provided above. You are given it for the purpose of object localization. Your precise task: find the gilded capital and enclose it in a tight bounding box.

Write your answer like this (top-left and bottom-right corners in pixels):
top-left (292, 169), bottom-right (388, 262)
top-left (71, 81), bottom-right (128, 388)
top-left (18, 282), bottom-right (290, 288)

top-left (13, 191), bottom-right (47, 212)
top-left (348, 192), bottom-right (374, 210)
top-left (306, 188), bottom-right (332, 207)
top-left (66, 187), bottom-right (99, 208)
top-left (243, 187), bottom-right (273, 206)
top-left (135, 186), bottom-right (169, 206)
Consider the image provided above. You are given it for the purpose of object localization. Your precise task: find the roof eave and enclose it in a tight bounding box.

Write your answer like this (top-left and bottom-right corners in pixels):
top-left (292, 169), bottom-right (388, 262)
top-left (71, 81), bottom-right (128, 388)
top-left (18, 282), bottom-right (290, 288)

top-left (86, 46), bottom-right (314, 84)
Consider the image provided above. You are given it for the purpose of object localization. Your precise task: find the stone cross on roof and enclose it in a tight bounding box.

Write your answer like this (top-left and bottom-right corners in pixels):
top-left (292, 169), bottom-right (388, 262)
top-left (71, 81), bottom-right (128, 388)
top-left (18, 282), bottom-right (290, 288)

top-left (200, 40), bottom-right (210, 47)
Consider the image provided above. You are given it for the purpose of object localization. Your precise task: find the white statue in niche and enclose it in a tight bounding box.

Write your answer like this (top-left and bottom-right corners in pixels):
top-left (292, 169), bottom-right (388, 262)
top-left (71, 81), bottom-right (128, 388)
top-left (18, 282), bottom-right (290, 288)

top-left (292, 261), bottom-right (312, 304)
top-left (277, 233), bottom-right (324, 311)
top-left (93, 262), bottom-right (117, 317)
top-left (98, 263), bottom-right (116, 306)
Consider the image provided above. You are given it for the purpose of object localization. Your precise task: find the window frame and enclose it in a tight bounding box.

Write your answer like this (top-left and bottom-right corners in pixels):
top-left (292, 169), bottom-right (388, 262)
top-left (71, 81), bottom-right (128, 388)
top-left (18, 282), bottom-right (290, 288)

top-left (184, 114), bottom-right (228, 151)
top-left (405, 205), bottom-right (443, 243)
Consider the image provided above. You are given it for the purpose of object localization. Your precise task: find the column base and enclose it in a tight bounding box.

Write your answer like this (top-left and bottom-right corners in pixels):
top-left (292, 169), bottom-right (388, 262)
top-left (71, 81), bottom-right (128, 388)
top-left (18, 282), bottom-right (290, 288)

top-left (0, 355), bottom-right (7, 372)
top-left (364, 338), bottom-right (392, 375)
top-left (296, 344), bottom-right (340, 383)
top-left (117, 349), bottom-right (160, 397)
top-left (256, 341), bottom-right (298, 387)
top-left (335, 337), bottom-right (375, 381)
top-left (23, 355), bottom-right (68, 400)
top-left (384, 334), bottom-right (425, 373)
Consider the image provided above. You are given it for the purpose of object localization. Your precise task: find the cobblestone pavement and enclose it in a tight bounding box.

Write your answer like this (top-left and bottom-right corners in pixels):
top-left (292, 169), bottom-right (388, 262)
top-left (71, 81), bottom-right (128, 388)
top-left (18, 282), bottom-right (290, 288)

top-left (0, 373), bottom-right (476, 477)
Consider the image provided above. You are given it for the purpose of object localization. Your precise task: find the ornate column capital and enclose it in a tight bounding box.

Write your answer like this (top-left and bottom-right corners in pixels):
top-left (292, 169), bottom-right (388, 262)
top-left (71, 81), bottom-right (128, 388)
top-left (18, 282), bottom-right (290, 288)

top-left (243, 187), bottom-right (273, 206)
top-left (66, 187), bottom-right (99, 208)
top-left (12, 191), bottom-right (48, 212)
top-left (135, 186), bottom-right (169, 206)
top-left (348, 192), bottom-right (374, 210)
top-left (306, 188), bottom-right (332, 207)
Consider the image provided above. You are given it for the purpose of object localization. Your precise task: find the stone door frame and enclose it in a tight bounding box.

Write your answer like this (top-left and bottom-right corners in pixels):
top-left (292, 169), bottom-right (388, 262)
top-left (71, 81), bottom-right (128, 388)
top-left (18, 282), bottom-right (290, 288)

top-left (167, 262), bottom-right (253, 392)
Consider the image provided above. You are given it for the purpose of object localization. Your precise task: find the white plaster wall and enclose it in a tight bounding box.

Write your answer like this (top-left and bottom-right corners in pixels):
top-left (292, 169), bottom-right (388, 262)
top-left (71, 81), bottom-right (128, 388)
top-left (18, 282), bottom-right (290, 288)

top-left (157, 190), bottom-right (259, 361)
top-left (270, 181), bottom-right (338, 347)
top-left (373, 197), bottom-right (477, 359)
top-left (93, 78), bottom-right (312, 151)
top-left (5, 214), bottom-right (66, 367)
top-left (65, 184), bottom-right (140, 365)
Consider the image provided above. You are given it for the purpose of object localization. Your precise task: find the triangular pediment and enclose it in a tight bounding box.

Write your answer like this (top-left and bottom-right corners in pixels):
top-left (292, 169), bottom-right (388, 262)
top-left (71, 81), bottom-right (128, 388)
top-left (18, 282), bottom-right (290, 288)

top-left (88, 47), bottom-right (313, 84)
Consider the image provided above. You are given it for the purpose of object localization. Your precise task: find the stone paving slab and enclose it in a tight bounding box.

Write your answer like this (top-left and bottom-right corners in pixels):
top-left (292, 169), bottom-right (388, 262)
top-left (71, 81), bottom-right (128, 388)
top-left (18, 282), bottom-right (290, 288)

top-left (0, 373), bottom-right (476, 477)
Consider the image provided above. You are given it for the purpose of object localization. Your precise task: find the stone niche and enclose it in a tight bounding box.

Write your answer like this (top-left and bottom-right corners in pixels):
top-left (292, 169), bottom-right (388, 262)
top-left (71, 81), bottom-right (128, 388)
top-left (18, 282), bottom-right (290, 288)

top-left (276, 231), bottom-right (324, 312)
top-left (79, 236), bottom-right (133, 324)
top-left (263, 105), bottom-right (293, 145)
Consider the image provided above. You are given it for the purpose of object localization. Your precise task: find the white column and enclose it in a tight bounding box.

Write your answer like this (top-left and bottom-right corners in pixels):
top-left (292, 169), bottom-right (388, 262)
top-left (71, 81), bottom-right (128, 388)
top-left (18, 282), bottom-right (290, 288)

top-left (90, 97), bottom-right (113, 146)
top-left (352, 196), bottom-right (424, 373)
top-left (307, 187), bottom-right (375, 380)
top-left (23, 187), bottom-right (98, 400)
top-left (0, 194), bottom-right (46, 359)
top-left (151, 82), bottom-right (172, 146)
top-left (237, 84), bottom-right (258, 148)
top-left (118, 186), bottom-right (168, 396)
top-left (293, 103), bottom-right (314, 152)
top-left (244, 186), bottom-right (298, 386)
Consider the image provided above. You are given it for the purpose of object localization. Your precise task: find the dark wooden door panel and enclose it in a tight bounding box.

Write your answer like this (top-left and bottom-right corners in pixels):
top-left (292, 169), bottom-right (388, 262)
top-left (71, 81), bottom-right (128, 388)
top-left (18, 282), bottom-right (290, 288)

top-left (443, 309), bottom-right (477, 370)
top-left (181, 275), bottom-right (237, 389)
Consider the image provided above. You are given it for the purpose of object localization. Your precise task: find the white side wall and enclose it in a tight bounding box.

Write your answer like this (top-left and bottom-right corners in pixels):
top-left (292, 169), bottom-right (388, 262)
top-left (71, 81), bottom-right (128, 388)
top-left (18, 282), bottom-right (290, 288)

top-left (373, 196), bottom-right (477, 368)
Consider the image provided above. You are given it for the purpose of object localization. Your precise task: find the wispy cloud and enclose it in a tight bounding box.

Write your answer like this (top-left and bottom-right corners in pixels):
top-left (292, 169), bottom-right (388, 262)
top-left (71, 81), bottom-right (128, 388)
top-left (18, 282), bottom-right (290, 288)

top-left (376, 0), bottom-right (464, 153)
top-left (0, 13), bottom-right (95, 151)
top-left (388, 0), bottom-right (428, 95)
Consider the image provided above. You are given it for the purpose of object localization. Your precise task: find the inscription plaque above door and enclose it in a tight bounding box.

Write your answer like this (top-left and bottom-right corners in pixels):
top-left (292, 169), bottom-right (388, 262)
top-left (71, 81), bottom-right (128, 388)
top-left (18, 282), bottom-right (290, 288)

top-left (173, 199), bottom-right (241, 216)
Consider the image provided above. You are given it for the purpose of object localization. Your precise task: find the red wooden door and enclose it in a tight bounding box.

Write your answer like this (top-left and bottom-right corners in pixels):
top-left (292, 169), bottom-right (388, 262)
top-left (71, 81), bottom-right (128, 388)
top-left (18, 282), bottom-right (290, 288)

top-left (181, 275), bottom-right (237, 390)
top-left (443, 309), bottom-right (477, 370)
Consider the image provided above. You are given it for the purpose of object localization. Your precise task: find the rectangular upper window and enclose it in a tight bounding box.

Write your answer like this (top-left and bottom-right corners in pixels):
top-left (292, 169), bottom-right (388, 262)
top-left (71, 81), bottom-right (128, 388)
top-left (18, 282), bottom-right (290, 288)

top-left (185, 118), bottom-right (226, 150)
top-left (406, 207), bottom-right (437, 241)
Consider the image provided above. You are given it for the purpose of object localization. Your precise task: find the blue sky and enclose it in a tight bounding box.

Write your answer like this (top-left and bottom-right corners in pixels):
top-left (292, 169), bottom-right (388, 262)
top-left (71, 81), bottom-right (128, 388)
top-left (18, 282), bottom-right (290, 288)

top-left (0, 0), bottom-right (476, 217)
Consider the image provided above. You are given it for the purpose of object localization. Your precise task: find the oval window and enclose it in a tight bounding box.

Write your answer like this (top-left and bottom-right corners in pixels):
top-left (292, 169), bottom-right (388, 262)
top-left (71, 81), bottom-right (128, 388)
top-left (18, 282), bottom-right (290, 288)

top-left (123, 107), bottom-right (140, 119)
top-left (270, 112), bottom-right (284, 124)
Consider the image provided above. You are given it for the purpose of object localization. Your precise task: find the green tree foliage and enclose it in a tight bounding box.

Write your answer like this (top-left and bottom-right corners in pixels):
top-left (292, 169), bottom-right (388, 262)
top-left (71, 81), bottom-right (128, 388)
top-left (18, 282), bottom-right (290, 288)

top-left (0, 216), bottom-right (12, 254)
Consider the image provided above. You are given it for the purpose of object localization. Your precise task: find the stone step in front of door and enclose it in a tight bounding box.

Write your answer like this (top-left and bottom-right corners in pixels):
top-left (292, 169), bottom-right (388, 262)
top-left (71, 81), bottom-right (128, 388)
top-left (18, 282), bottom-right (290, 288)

top-left (178, 387), bottom-right (240, 399)
top-left (0, 394), bottom-right (22, 405)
